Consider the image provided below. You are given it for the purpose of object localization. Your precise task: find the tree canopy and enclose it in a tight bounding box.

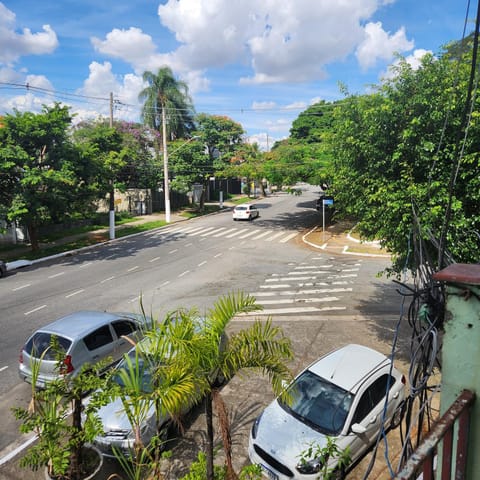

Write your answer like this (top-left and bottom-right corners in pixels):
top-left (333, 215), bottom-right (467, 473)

top-left (327, 42), bottom-right (480, 272)
top-left (139, 67), bottom-right (195, 140)
top-left (0, 104), bottom-right (102, 250)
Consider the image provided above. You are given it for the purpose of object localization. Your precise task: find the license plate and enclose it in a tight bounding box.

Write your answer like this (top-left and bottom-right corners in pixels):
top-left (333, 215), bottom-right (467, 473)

top-left (260, 464), bottom-right (279, 480)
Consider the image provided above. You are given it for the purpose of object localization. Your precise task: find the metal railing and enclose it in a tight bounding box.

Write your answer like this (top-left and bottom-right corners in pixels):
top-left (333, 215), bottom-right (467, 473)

top-left (395, 389), bottom-right (475, 480)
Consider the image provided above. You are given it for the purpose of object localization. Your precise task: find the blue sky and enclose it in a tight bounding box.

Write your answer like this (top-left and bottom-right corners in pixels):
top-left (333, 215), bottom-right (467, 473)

top-left (0, 0), bottom-right (471, 149)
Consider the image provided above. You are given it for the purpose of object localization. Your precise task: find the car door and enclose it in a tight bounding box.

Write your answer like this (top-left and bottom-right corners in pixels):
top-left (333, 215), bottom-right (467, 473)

top-left (83, 324), bottom-right (116, 368)
top-left (347, 374), bottom-right (396, 462)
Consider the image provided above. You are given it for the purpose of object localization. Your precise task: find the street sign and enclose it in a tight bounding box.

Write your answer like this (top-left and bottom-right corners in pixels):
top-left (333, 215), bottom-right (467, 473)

top-left (323, 198), bottom-right (334, 205)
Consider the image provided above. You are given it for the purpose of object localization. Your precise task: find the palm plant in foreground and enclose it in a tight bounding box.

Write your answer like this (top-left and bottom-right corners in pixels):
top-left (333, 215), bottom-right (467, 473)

top-left (167, 292), bottom-right (294, 480)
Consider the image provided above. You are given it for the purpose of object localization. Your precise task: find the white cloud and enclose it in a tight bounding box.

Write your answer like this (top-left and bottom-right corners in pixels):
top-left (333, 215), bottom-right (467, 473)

top-left (0, 3), bottom-right (58, 65)
top-left (252, 101), bottom-right (276, 110)
top-left (25, 74), bottom-right (54, 90)
top-left (157, 0), bottom-right (398, 84)
top-left (285, 101), bottom-right (307, 110)
top-left (381, 48), bottom-right (433, 80)
top-left (91, 27), bottom-right (157, 66)
top-left (89, 0), bottom-right (413, 88)
top-left (356, 21), bottom-right (414, 70)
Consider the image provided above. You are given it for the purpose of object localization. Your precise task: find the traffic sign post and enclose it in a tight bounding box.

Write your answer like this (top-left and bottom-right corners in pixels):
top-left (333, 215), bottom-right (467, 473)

top-left (322, 197), bottom-right (334, 240)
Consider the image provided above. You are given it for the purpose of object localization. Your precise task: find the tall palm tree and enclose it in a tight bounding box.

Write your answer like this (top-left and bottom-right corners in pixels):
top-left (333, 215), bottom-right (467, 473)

top-left (139, 67), bottom-right (195, 140)
top-left (139, 66), bottom-right (195, 222)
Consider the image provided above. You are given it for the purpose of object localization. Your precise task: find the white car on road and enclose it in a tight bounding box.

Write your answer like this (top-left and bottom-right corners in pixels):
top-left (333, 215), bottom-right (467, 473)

top-left (232, 204), bottom-right (259, 221)
top-left (248, 344), bottom-right (406, 479)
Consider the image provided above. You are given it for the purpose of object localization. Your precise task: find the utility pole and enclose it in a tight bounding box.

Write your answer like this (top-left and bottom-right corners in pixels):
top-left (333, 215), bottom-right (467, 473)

top-left (108, 92), bottom-right (115, 240)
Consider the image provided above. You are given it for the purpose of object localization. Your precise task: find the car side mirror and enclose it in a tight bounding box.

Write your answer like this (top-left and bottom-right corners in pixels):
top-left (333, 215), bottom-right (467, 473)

top-left (351, 423), bottom-right (367, 435)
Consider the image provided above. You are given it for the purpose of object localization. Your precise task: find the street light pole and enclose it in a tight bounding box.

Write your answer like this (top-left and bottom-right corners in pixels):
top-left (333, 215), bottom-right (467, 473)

top-left (161, 107), bottom-right (171, 223)
top-left (162, 133), bottom-right (200, 224)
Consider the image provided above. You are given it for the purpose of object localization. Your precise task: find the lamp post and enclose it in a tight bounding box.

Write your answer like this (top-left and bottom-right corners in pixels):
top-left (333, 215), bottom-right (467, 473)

top-left (162, 135), bottom-right (200, 223)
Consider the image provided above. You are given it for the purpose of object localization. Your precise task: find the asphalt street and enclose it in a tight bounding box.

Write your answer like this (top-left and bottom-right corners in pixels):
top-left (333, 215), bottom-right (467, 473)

top-left (0, 187), bottom-right (412, 480)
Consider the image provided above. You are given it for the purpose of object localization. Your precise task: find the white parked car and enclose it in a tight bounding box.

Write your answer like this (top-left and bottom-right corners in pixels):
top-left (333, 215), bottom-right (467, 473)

top-left (233, 204), bottom-right (259, 221)
top-left (248, 344), bottom-right (406, 479)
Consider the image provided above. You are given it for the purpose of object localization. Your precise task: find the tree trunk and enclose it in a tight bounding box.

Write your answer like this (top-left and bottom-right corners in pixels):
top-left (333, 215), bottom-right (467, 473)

top-left (213, 389), bottom-right (237, 480)
top-left (26, 222), bottom-right (40, 251)
top-left (68, 397), bottom-right (83, 480)
top-left (205, 392), bottom-right (214, 480)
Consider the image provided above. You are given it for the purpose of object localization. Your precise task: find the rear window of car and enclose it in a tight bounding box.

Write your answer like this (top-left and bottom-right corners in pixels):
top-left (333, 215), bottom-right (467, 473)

top-left (112, 319), bottom-right (137, 337)
top-left (235, 206), bottom-right (247, 211)
top-left (84, 325), bottom-right (114, 351)
top-left (25, 333), bottom-right (72, 360)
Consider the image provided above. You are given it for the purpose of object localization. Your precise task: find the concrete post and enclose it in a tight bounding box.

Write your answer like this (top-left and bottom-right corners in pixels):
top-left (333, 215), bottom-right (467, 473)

top-left (433, 263), bottom-right (480, 478)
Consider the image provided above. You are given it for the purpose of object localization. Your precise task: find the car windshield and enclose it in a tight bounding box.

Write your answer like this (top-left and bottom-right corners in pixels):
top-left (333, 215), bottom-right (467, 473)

top-left (112, 350), bottom-right (153, 393)
top-left (25, 333), bottom-right (72, 360)
top-left (279, 370), bottom-right (353, 435)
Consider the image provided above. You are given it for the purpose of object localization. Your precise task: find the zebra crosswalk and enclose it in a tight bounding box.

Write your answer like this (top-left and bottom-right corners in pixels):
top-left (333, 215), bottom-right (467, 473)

top-left (151, 224), bottom-right (299, 244)
top-left (243, 257), bottom-right (362, 316)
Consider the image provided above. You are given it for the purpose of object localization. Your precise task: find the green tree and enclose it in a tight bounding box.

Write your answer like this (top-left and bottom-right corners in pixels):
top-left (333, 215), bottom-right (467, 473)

top-left (216, 142), bottom-right (267, 197)
top-left (168, 138), bottom-right (210, 194)
top-left (72, 120), bottom-right (126, 218)
top-left (327, 39), bottom-right (480, 273)
top-left (0, 104), bottom-right (100, 251)
top-left (194, 114), bottom-right (246, 207)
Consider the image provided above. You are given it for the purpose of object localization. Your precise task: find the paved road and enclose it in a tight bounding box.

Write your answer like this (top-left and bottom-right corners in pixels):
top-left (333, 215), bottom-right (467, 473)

top-left (0, 186), bottom-right (409, 479)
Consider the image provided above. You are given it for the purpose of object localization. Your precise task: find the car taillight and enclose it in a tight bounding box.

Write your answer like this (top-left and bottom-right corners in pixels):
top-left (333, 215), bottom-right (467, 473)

top-left (60, 355), bottom-right (74, 374)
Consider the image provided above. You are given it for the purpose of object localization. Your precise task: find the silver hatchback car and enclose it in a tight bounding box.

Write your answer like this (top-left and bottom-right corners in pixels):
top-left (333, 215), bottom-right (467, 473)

top-left (19, 310), bottom-right (152, 388)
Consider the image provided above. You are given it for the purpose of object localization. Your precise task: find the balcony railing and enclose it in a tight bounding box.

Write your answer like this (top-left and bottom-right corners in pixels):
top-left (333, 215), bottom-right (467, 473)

top-left (395, 389), bottom-right (475, 480)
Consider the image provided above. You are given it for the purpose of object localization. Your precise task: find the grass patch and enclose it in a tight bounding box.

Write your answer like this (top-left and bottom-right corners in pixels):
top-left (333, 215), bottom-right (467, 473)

top-left (230, 196), bottom-right (258, 205)
top-left (180, 204), bottom-right (223, 218)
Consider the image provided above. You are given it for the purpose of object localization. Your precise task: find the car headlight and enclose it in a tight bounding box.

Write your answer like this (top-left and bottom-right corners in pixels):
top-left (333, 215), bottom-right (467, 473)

top-left (251, 412), bottom-right (263, 439)
top-left (296, 457), bottom-right (323, 474)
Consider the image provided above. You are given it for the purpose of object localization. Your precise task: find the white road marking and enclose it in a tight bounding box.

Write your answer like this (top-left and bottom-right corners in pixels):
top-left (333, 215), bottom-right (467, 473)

top-left (259, 297), bottom-right (339, 304)
top-left (240, 306), bottom-right (347, 315)
top-left (239, 230), bottom-right (260, 239)
top-left (251, 287), bottom-right (353, 297)
top-left (127, 266), bottom-right (139, 272)
top-left (13, 284), bottom-right (31, 291)
top-left (198, 261), bottom-right (207, 267)
top-left (178, 270), bottom-right (190, 277)
top-left (0, 365), bottom-right (9, 372)
top-left (79, 262), bottom-right (92, 268)
top-left (260, 284), bottom-right (291, 289)
top-left (25, 305), bottom-right (47, 315)
top-left (190, 227), bottom-right (215, 236)
top-left (48, 272), bottom-right (65, 279)
top-left (214, 253), bottom-right (223, 258)
top-left (160, 281), bottom-right (170, 287)
top-left (214, 228), bottom-right (237, 237)
top-left (280, 232), bottom-right (298, 243)
top-left (149, 256), bottom-right (161, 262)
top-left (253, 230), bottom-right (273, 240)
top-left (202, 227), bottom-right (227, 237)
top-left (101, 276), bottom-right (115, 283)
top-left (226, 229), bottom-right (241, 238)
top-left (169, 249), bottom-right (178, 254)
top-left (65, 289), bottom-right (84, 298)
top-left (266, 231), bottom-right (285, 242)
